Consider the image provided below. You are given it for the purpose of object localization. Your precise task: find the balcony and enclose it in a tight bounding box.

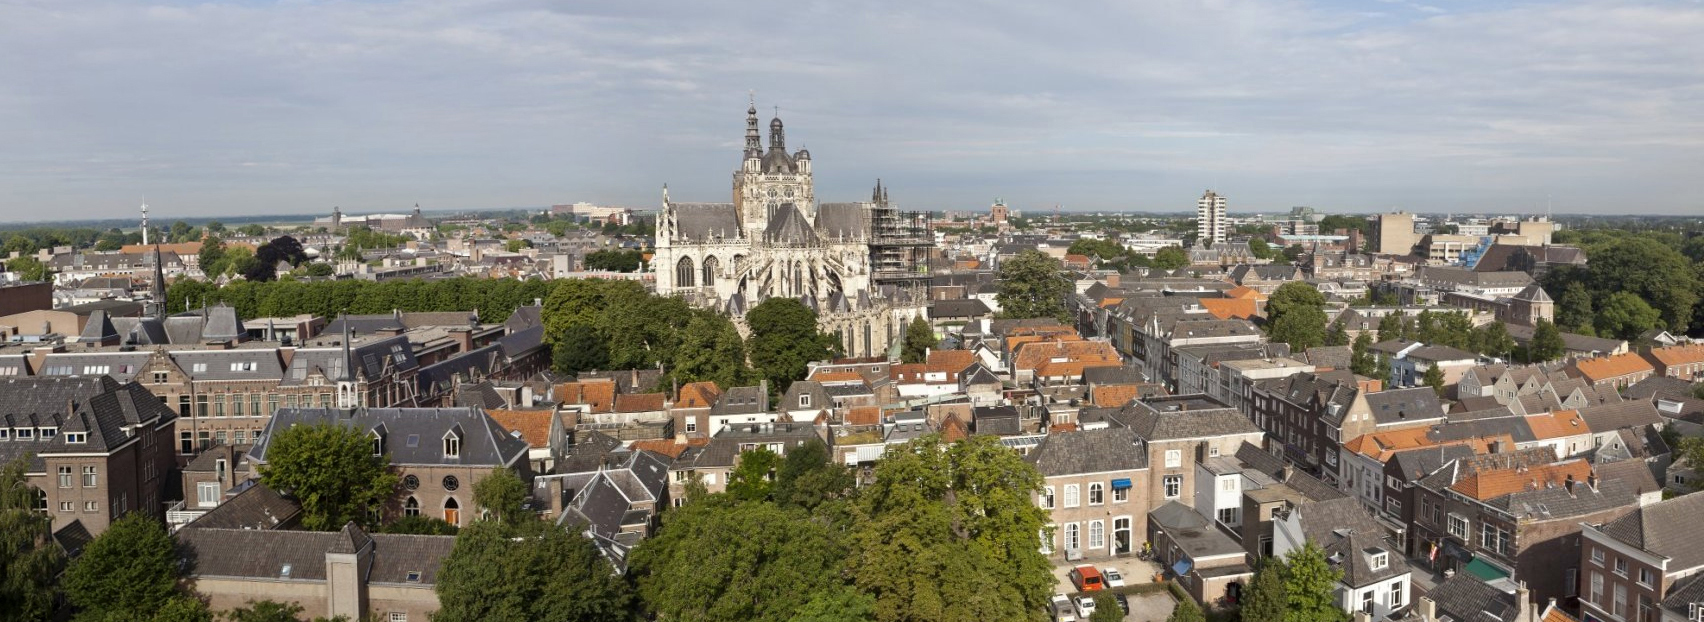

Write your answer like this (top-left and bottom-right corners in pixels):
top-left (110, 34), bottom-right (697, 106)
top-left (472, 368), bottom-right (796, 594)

top-left (165, 500), bottom-right (206, 531)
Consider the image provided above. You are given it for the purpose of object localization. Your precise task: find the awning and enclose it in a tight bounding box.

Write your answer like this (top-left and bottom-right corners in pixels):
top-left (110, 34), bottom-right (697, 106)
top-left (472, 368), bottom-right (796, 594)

top-left (1440, 539), bottom-right (1473, 563)
top-left (1172, 558), bottom-right (1194, 576)
top-left (1465, 558), bottom-right (1510, 581)
top-left (1111, 478), bottom-right (1133, 490)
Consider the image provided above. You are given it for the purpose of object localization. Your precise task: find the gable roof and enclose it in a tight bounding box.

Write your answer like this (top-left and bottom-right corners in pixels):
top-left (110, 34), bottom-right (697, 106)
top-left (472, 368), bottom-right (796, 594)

top-left (1573, 353), bottom-right (1655, 382)
top-left (485, 408), bottom-right (554, 448)
top-left (1597, 487), bottom-right (1704, 571)
top-left (1026, 427), bottom-right (1149, 476)
top-left (250, 407), bottom-right (528, 469)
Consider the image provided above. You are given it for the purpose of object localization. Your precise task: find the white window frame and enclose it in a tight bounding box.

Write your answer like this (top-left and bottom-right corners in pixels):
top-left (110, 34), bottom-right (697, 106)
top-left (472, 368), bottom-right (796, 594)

top-left (197, 482), bottom-right (220, 508)
top-left (1163, 475), bottom-right (1182, 499)
top-left (1088, 520), bottom-right (1105, 550)
top-left (1112, 486), bottom-right (1128, 503)
top-left (1088, 482), bottom-right (1104, 506)
top-left (1063, 484), bottom-right (1080, 508)
top-left (1064, 522), bottom-right (1080, 551)
top-left (1165, 449), bottom-right (1182, 469)
top-left (1446, 513), bottom-right (1468, 539)
top-left (1041, 486), bottom-right (1055, 509)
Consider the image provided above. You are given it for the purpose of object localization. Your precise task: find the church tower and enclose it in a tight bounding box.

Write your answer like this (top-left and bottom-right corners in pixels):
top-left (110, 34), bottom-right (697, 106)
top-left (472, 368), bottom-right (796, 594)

top-left (734, 100), bottom-right (814, 240)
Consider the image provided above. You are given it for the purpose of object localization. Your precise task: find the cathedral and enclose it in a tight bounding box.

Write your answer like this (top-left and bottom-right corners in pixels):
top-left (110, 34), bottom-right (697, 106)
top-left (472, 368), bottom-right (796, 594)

top-left (653, 101), bottom-right (928, 358)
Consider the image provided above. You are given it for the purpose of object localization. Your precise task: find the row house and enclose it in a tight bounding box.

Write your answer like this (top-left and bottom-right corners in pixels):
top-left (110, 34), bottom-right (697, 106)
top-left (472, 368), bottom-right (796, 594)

top-left (1342, 427), bottom-right (1508, 519)
top-left (1579, 492), bottom-right (1704, 622)
top-left (1172, 343), bottom-right (1297, 407)
top-left (1370, 340), bottom-right (1480, 389)
top-left (1273, 497), bottom-right (1416, 620)
top-left (1642, 344), bottom-right (1704, 381)
top-left (1408, 450), bottom-right (1642, 605)
top-left (1249, 373), bottom-right (1440, 486)
top-left (248, 407), bottom-right (531, 528)
top-left (1218, 359), bottom-right (1319, 413)
top-left (1571, 353), bottom-right (1657, 390)
top-left (1, 376), bottom-right (178, 536)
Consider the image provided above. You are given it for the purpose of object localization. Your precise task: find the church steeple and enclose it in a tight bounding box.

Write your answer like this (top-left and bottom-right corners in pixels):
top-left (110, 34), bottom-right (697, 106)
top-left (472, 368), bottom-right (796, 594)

top-left (768, 110), bottom-right (786, 152)
top-left (744, 95), bottom-right (762, 159)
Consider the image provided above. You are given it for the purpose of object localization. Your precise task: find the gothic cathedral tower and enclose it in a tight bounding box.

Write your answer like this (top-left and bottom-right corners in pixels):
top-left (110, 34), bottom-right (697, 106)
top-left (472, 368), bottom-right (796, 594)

top-left (733, 98), bottom-right (814, 241)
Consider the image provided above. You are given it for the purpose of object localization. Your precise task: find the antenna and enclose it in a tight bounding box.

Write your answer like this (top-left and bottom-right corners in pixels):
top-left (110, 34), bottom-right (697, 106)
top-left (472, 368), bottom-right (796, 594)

top-left (140, 197), bottom-right (150, 246)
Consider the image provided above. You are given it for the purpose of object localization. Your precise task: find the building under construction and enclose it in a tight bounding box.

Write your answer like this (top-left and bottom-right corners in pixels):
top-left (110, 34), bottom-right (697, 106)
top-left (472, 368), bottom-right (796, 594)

top-left (866, 180), bottom-right (933, 290)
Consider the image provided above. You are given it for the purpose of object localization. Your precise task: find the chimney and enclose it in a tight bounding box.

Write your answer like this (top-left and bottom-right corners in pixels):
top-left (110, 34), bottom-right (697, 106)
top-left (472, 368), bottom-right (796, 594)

top-left (1564, 473), bottom-right (1576, 495)
top-left (759, 379), bottom-right (770, 411)
top-left (1587, 470), bottom-right (1598, 492)
top-left (1515, 582), bottom-right (1533, 622)
top-left (448, 327), bottom-right (473, 353)
top-left (1354, 611), bottom-right (1372, 622)
top-left (1418, 596), bottom-right (1438, 622)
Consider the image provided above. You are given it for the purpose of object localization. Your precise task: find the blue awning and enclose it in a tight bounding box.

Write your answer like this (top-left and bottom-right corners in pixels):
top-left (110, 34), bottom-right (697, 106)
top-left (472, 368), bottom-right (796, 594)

top-left (1111, 478), bottom-right (1133, 490)
top-left (1172, 558), bottom-right (1193, 576)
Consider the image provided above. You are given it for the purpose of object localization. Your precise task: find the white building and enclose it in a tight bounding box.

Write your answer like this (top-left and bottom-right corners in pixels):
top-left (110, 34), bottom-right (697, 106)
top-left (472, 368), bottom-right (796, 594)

top-left (1196, 190), bottom-right (1228, 245)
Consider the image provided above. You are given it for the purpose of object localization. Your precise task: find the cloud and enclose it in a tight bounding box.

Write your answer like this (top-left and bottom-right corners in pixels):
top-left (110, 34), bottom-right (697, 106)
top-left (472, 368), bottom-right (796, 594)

top-left (0, 0), bottom-right (1699, 218)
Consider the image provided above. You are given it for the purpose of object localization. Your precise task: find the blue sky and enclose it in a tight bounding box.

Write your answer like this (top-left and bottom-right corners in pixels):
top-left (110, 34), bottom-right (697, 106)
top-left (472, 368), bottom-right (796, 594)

top-left (0, 0), bottom-right (1700, 219)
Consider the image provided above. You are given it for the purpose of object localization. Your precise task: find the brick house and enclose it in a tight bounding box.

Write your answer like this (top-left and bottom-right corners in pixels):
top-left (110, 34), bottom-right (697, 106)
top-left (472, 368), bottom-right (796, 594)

top-left (1571, 353), bottom-right (1656, 390)
top-left (1028, 426), bottom-right (1151, 560)
top-left (1, 376), bottom-right (177, 536)
top-left (1579, 491), bottom-right (1704, 622)
top-left (1642, 344), bottom-right (1704, 381)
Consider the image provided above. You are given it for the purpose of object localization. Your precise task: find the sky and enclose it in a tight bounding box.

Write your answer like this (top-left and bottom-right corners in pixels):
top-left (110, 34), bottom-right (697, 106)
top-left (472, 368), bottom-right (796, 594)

top-left (1, 0), bottom-right (1701, 221)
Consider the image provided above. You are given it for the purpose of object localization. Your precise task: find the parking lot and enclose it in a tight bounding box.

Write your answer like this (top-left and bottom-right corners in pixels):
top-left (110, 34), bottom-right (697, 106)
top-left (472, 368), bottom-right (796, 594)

top-left (1051, 558), bottom-right (1177, 621)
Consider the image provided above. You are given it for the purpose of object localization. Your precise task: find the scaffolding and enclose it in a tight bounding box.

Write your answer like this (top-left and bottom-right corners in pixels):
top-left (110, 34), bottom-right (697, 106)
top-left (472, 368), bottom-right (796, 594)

top-left (869, 202), bottom-right (933, 287)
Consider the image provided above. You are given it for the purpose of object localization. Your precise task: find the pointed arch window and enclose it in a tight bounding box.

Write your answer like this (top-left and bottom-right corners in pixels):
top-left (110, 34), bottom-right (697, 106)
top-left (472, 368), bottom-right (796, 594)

top-left (443, 431), bottom-right (460, 459)
top-left (404, 496), bottom-right (420, 517)
top-left (702, 256), bottom-right (719, 288)
top-left (443, 498), bottom-right (460, 526)
top-left (676, 256), bottom-right (696, 288)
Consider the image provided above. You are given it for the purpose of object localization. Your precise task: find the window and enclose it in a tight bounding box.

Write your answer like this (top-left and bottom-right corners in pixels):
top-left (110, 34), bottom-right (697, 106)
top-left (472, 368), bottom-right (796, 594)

top-left (1446, 514), bottom-right (1469, 539)
top-left (1218, 507), bottom-right (1240, 526)
top-left (196, 395), bottom-right (209, 417)
top-left (82, 466), bottom-right (97, 487)
top-left (1388, 582), bottom-right (1404, 608)
top-left (442, 476), bottom-right (459, 491)
top-left (1370, 551), bottom-right (1388, 570)
top-left (59, 501), bottom-right (73, 512)
top-left (1592, 547), bottom-right (1605, 565)
top-left (1589, 572), bottom-right (1604, 605)
top-left (58, 466), bottom-right (72, 488)
top-left (1615, 557), bottom-right (1630, 577)
top-left (232, 395), bottom-right (243, 416)
top-left (198, 482), bottom-right (220, 508)
top-left (1222, 478), bottom-right (1237, 492)
top-left (153, 372), bottom-right (168, 384)
top-left (267, 394), bottom-right (279, 413)
top-left (1639, 568), bottom-right (1656, 587)
top-left (685, 420), bottom-right (697, 434)
top-left (83, 501), bottom-right (97, 513)
top-left (404, 497), bottom-right (420, 517)
top-left (1088, 520), bottom-right (1105, 550)
top-left (444, 433), bottom-right (460, 458)
top-left (389, 613), bottom-right (408, 622)
top-left (1064, 523), bottom-right (1080, 551)
top-left (64, 432), bottom-right (85, 444)
top-left (403, 475), bottom-right (419, 490)
top-left (1041, 486), bottom-right (1055, 509)
top-left (15, 429), bottom-right (30, 440)
top-left (1482, 522), bottom-right (1511, 556)
top-left (1113, 486), bottom-right (1128, 503)
top-left (1164, 475), bottom-right (1182, 499)
top-left (214, 394), bottom-right (225, 417)
top-left (1063, 484), bottom-right (1080, 508)
top-left (192, 363), bottom-right (207, 373)
top-left (215, 431), bottom-right (227, 445)
top-left (1565, 568), bottom-right (1578, 598)
top-left (1088, 483), bottom-right (1104, 505)
top-left (1614, 583), bottom-right (1627, 619)
top-left (234, 430), bottom-right (246, 445)
top-left (180, 431), bottom-right (193, 455)
top-left (799, 394), bottom-right (810, 408)
top-left (1165, 449), bottom-right (1182, 468)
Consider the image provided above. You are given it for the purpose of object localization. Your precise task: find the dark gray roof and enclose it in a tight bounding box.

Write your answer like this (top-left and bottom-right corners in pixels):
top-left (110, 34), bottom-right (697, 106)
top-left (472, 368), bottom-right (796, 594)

top-left (1112, 397), bottom-right (1262, 441)
top-left (1149, 500), bottom-right (1245, 560)
top-left (1232, 442), bottom-right (1345, 501)
top-left (1387, 445), bottom-right (1476, 483)
top-left (1426, 573), bottom-right (1521, 622)
top-left (763, 204), bottom-right (819, 246)
top-left (0, 377), bottom-right (174, 471)
top-left (670, 203), bottom-right (740, 242)
top-left (1662, 573), bottom-right (1704, 619)
top-left (1324, 530), bottom-right (1406, 588)
top-left (1364, 387), bottom-right (1447, 425)
top-left (172, 350), bottom-right (285, 381)
top-left (184, 481), bottom-right (301, 530)
top-left (1624, 376), bottom-right (1700, 401)
top-left (1579, 401), bottom-right (1663, 432)
top-left (1597, 488), bottom-right (1704, 570)
top-left (816, 202), bottom-right (869, 240)
top-left (710, 386), bottom-right (767, 416)
top-left (249, 408), bottom-right (527, 469)
top-left (930, 299), bottom-right (992, 319)
top-left (178, 525), bottom-right (454, 585)
top-left (1025, 427), bottom-right (1149, 476)
top-left (1301, 345), bottom-right (1352, 371)
top-left (79, 310), bottom-right (119, 343)
top-left (1083, 366), bottom-right (1148, 386)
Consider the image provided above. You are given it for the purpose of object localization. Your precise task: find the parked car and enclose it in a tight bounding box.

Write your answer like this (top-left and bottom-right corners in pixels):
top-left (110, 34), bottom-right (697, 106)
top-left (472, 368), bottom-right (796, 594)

top-left (1101, 567), bottom-right (1125, 588)
top-left (1075, 595), bottom-right (1097, 618)
top-left (1069, 564), bottom-right (1105, 592)
top-left (1051, 594), bottom-right (1077, 622)
top-left (1114, 593), bottom-right (1130, 615)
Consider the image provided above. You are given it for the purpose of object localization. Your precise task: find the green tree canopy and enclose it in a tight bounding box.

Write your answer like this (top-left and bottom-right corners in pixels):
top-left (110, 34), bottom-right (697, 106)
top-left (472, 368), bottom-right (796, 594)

top-left (1152, 245), bottom-right (1190, 270)
top-left (1350, 332), bottom-right (1378, 377)
top-left (1597, 292), bottom-right (1664, 341)
top-left (62, 514), bottom-right (181, 621)
top-left (1583, 237), bottom-right (1700, 333)
top-left (552, 323), bottom-right (611, 376)
top-left (630, 497), bottom-right (847, 622)
top-left (1279, 543), bottom-right (1349, 622)
top-left (668, 310), bottom-right (752, 389)
top-left (472, 468), bottom-right (531, 526)
top-left (257, 421), bottom-right (400, 531)
top-left (996, 250), bottom-right (1072, 323)
top-left (584, 249), bottom-right (643, 272)
top-left (727, 447), bottom-right (781, 503)
top-left (2, 255), bottom-right (49, 282)
top-left (1556, 282), bottom-right (1594, 333)
top-left (747, 298), bottom-right (839, 396)
top-left (1166, 596), bottom-right (1205, 622)
top-left (1266, 282), bottom-right (1330, 351)
top-left (1422, 364), bottom-right (1446, 396)
top-left (1530, 319), bottom-right (1567, 363)
top-left (1473, 322), bottom-right (1516, 360)
top-left (1324, 320), bottom-right (1350, 346)
top-left (1, 456), bottom-right (62, 621)
top-left (846, 434), bottom-right (1054, 622)
top-left (773, 439), bottom-right (856, 512)
top-left (1241, 557), bottom-right (1288, 622)
top-left (900, 316), bottom-right (938, 364)
top-left (434, 521), bottom-right (633, 622)
top-left (381, 515), bottom-right (459, 535)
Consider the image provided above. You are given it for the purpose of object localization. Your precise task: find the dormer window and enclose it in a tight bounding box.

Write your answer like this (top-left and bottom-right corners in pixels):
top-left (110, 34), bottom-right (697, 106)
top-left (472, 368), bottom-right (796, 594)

top-left (0, 429), bottom-right (9, 441)
top-left (799, 394), bottom-right (811, 408)
top-left (64, 432), bottom-right (86, 444)
top-left (1368, 548), bottom-right (1388, 570)
top-left (15, 429), bottom-right (31, 441)
top-left (40, 427), bottom-right (56, 440)
top-left (443, 432), bottom-right (460, 458)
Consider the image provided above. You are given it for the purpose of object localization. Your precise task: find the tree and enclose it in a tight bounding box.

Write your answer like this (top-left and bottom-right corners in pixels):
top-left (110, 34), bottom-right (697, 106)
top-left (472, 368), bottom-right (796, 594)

top-left (900, 316), bottom-right (938, 364)
top-left (1279, 543), bottom-right (1349, 622)
top-left (2, 255), bottom-right (49, 282)
top-left (505, 239), bottom-right (531, 253)
top-left (584, 249), bottom-right (643, 272)
top-left (62, 513), bottom-right (180, 621)
top-left (995, 250), bottom-right (1071, 322)
top-left (1324, 321), bottom-right (1350, 347)
top-left (727, 447), bottom-right (781, 503)
top-left (789, 586), bottom-right (878, 622)
top-left (472, 468), bottom-right (531, 526)
top-left (1556, 282), bottom-right (1594, 333)
top-left (257, 235), bottom-right (308, 267)
top-left (1474, 322), bottom-right (1515, 360)
top-left (1376, 313), bottom-right (1405, 342)
top-left (1089, 595), bottom-right (1123, 622)
top-left (747, 298), bottom-right (839, 396)
top-left (1678, 437), bottom-right (1704, 492)
top-left (1248, 237), bottom-right (1273, 260)
top-left (257, 422), bottom-right (400, 531)
top-left (630, 498), bottom-right (846, 622)
top-left (773, 439), bottom-right (855, 512)
top-left (1597, 292), bottom-right (1664, 341)
top-left (223, 600), bottom-right (314, 622)
top-left (1530, 319), bottom-right (1567, 363)
top-left (237, 224), bottom-right (267, 237)
top-left (300, 263), bottom-right (335, 277)
top-left (1350, 332), bottom-right (1378, 377)
top-left (1152, 245), bottom-right (1190, 270)
top-left (1266, 282), bottom-right (1329, 351)
top-left (1585, 237), bottom-right (1700, 333)
top-left (1166, 597), bottom-right (1205, 622)
top-left (1, 456), bottom-right (61, 621)
top-left (552, 324), bottom-right (611, 375)
top-left (846, 435), bottom-right (1054, 622)
top-left (435, 521), bottom-right (633, 622)
top-left (668, 311), bottom-right (751, 389)
top-left (1422, 364), bottom-right (1446, 397)
top-left (199, 236), bottom-right (228, 275)
top-left (1241, 558), bottom-right (1288, 622)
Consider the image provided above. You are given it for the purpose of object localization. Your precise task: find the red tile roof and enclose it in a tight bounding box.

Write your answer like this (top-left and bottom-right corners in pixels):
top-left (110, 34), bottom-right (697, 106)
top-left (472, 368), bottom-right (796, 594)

top-left (485, 409), bottom-right (554, 448)
top-left (1573, 353), bottom-right (1654, 382)
top-left (614, 392), bottom-right (667, 413)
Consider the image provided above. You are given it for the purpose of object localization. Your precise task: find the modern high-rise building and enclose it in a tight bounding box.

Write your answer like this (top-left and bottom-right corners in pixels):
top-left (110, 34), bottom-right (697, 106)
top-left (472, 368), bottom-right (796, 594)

top-left (1196, 190), bottom-right (1227, 245)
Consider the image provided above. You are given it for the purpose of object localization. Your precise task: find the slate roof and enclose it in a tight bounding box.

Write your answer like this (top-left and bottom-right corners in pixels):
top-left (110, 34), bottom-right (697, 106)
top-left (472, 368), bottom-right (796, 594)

top-left (184, 481), bottom-right (301, 530)
top-left (669, 203), bottom-right (742, 241)
top-left (172, 349), bottom-right (286, 382)
top-left (1662, 573), bottom-right (1704, 620)
top-left (0, 376), bottom-right (175, 471)
top-left (1578, 401), bottom-right (1663, 432)
top-left (1624, 376), bottom-right (1700, 402)
top-left (763, 204), bottom-right (819, 245)
top-left (1426, 573), bottom-right (1522, 622)
top-left (1112, 398), bottom-right (1262, 441)
top-left (930, 299), bottom-right (992, 319)
top-left (1025, 426), bottom-right (1149, 476)
top-left (816, 202), bottom-right (869, 240)
top-left (249, 408), bottom-right (528, 469)
top-left (178, 525), bottom-right (455, 585)
top-left (1597, 488), bottom-right (1704, 571)
top-left (1364, 387), bottom-right (1447, 425)
top-left (710, 386), bottom-right (767, 415)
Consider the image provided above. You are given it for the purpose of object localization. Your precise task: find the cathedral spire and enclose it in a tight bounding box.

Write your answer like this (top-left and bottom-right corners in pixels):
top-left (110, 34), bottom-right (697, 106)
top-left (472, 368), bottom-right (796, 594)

top-left (768, 110), bottom-right (786, 153)
top-left (744, 94), bottom-right (761, 158)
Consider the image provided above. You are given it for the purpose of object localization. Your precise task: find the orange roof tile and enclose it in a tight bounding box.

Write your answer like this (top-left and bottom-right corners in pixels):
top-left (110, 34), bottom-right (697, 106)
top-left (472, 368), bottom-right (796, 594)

top-left (675, 382), bottom-right (722, 409)
top-left (1343, 428), bottom-right (1509, 463)
top-left (1524, 410), bottom-right (1590, 440)
top-left (1450, 460), bottom-right (1593, 501)
top-left (1092, 385), bottom-right (1140, 408)
top-left (1201, 298), bottom-right (1259, 320)
top-left (1049, 422), bottom-right (1078, 433)
top-left (1064, 254), bottom-right (1091, 265)
top-left (554, 380), bottom-right (615, 413)
top-left (1647, 344), bottom-right (1704, 367)
top-left (940, 414), bottom-right (969, 443)
top-left (925, 350), bottom-right (977, 375)
top-left (808, 370), bottom-right (865, 384)
top-left (1012, 339), bottom-right (1118, 372)
top-left (628, 437), bottom-right (710, 460)
top-left (614, 392), bottom-right (667, 413)
top-left (1098, 298), bottom-right (1124, 309)
top-left (1225, 286), bottom-right (1267, 301)
top-left (485, 409), bottom-right (554, 448)
top-left (1573, 353), bottom-right (1654, 382)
